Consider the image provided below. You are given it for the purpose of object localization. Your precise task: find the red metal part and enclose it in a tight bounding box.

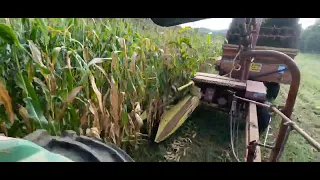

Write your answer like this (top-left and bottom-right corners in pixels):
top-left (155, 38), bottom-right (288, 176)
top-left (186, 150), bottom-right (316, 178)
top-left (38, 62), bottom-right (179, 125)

top-left (239, 50), bottom-right (301, 162)
top-left (245, 103), bottom-right (261, 162)
top-left (245, 80), bottom-right (266, 102)
top-left (219, 44), bottom-right (299, 84)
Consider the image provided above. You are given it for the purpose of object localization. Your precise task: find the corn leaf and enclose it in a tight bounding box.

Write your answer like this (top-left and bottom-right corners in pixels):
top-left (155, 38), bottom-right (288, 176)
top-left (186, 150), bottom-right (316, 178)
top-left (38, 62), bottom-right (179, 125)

top-left (0, 23), bottom-right (23, 49)
top-left (23, 97), bottom-right (48, 128)
top-left (0, 81), bottom-right (14, 123)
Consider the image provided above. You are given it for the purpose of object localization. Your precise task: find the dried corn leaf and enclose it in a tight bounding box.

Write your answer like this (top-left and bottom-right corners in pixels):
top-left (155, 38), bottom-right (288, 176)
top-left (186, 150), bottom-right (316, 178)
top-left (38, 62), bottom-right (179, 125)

top-left (89, 74), bottom-right (103, 113)
top-left (134, 113), bottom-right (143, 128)
top-left (0, 82), bottom-right (14, 124)
top-left (51, 47), bottom-right (61, 68)
top-left (89, 100), bottom-right (100, 131)
top-left (140, 111), bottom-right (147, 121)
top-left (111, 52), bottom-right (117, 70)
top-left (65, 51), bottom-right (72, 71)
top-left (50, 75), bottom-right (57, 95)
top-left (128, 115), bottom-right (135, 135)
top-left (18, 104), bottom-right (32, 133)
top-left (117, 38), bottom-right (126, 49)
top-left (86, 127), bottom-right (100, 139)
top-left (55, 85), bottom-right (84, 121)
top-left (134, 102), bottom-right (141, 114)
top-left (94, 65), bottom-right (109, 80)
top-left (101, 107), bottom-right (111, 134)
top-left (110, 76), bottom-right (119, 130)
top-left (109, 122), bottom-right (117, 144)
top-left (102, 90), bottom-right (111, 132)
top-left (0, 122), bottom-right (8, 136)
top-left (119, 92), bottom-right (125, 124)
top-left (79, 128), bottom-right (84, 135)
top-left (119, 92), bottom-right (125, 106)
top-left (152, 99), bottom-right (158, 124)
top-left (28, 40), bottom-right (45, 66)
top-left (130, 52), bottom-right (137, 74)
top-left (147, 100), bottom-right (154, 136)
top-left (80, 109), bottom-right (88, 127)
top-left (66, 86), bottom-right (84, 103)
top-left (163, 55), bottom-right (173, 69)
top-left (88, 58), bottom-right (112, 67)
top-left (123, 115), bottom-right (131, 136)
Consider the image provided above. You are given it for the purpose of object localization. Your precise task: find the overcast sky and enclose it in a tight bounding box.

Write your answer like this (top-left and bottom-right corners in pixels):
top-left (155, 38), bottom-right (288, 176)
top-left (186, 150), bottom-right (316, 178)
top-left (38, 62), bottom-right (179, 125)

top-left (181, 18), bottom-right (316, 30)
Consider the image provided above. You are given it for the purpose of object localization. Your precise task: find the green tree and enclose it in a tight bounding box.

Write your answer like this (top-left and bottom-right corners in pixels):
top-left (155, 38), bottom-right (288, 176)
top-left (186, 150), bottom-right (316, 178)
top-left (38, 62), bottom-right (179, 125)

top-left (300, 24), bottom-right (320, 53)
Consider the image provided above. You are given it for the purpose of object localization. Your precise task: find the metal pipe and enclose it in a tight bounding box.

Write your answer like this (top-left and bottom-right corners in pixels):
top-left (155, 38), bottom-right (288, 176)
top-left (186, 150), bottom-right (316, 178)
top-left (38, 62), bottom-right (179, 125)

top-left (177, 81), bottom-right (194, 92)
top-left (234, 95), bottom-right (320, 153)
top-left (239, 50), bottom-right (301, 162)
top-left (251, 68), bottom-right (288, 79)
top-left (275, 123), bottom-right (292, 161)
top-left (272, 107), bottom-right (320, 152)
top-left (234, 95), bottom-right (270, 108)
top-left (256, 142), bottom-right (274, 150)
top-left (171, 81), bottom-right (194, 94)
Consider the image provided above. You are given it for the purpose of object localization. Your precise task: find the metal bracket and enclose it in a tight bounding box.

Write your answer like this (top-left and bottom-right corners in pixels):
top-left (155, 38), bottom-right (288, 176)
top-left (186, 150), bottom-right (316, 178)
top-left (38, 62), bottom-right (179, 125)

top-left (248, 140), bottom-right (274, 152)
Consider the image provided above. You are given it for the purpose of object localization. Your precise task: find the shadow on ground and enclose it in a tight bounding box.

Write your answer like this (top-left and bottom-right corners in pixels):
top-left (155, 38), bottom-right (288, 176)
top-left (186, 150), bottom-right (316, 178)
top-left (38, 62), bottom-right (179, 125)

top-left (128, 105), bottom-right (246, 162)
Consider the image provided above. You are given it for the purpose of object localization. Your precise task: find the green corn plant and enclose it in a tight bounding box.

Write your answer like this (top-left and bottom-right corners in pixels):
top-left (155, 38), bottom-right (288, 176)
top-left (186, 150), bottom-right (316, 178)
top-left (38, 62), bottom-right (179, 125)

top-left (0, 18), bottom-right (222, 150)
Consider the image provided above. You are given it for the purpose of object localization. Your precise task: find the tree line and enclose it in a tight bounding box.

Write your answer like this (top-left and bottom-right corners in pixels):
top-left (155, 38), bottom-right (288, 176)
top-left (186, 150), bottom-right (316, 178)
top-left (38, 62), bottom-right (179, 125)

top-left (299, 24), bottom-right (320, 53)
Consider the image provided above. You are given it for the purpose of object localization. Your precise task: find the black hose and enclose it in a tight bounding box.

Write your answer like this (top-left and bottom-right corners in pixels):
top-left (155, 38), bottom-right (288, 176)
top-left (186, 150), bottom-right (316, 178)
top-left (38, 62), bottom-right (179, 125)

top-left (251, 67), bottom-right (287, 79)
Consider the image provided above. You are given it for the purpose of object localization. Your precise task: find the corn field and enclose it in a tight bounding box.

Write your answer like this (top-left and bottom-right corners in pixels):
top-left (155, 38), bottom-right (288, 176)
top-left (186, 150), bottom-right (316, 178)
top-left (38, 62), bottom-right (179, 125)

top-left (0, 18), bottom-right (223, 150)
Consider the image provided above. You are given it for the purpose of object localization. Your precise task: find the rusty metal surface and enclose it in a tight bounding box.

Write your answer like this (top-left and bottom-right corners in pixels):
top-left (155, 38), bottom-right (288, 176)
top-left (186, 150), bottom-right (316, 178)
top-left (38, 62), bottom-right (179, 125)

top-left (220, 59), bottom-right (292, 84)
top-left (223, 44), bottom-right (299, 56)
top-left (271, 107), bottom-right (320, 153)
top-left (239, 50), bottom-right (301, 162)
top-left (227, 18), bottom-right (301, 49)
top-left (193, 73), bottom-right (246, 89)
top-left (245, 103), bottom-right (261, 162)
top-left (219, 44), bottom-right (298, 84)
top-left (245, 80), bottom-right (266, 102)
top-left (230, 34), bottom-right (296, 39)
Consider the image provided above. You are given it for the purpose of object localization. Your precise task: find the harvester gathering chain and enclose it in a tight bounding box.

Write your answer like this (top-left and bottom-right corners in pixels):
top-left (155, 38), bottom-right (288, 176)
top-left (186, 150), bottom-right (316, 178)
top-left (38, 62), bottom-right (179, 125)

top-left (224, 18), bottom-right (256, 78)
top-left (223, 45), bottom-right (242, 78)
top-left (235, 18), bottom-right (256, 51)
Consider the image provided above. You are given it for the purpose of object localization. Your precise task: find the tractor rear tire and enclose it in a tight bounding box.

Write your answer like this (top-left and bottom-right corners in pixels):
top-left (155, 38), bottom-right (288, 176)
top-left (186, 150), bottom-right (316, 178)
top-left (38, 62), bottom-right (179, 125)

top-left (265, 82), bottom-right (280, 101)
top-left (23, 129), bottom-right (134, 162)
top-left (257, 106), bottom-right (271, 134)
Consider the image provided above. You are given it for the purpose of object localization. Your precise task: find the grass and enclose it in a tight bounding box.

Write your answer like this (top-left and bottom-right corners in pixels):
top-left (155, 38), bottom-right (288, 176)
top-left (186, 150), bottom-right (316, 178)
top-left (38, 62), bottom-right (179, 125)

top-left (261, 53), bottom-right (320, 162)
